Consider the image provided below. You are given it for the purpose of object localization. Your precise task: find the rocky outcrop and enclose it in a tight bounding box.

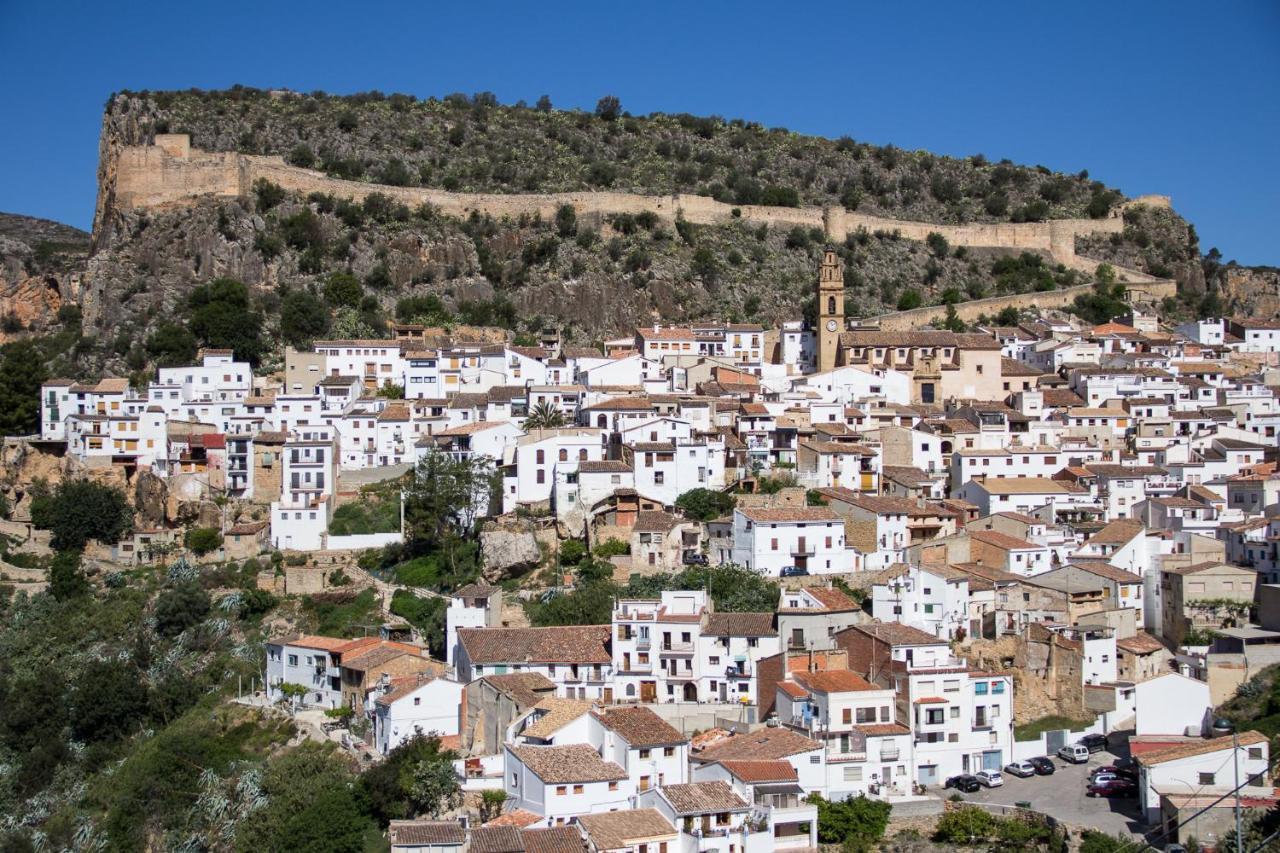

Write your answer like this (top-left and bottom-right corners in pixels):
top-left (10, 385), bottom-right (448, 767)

top-left (480, 520), bottom-right (542, 581)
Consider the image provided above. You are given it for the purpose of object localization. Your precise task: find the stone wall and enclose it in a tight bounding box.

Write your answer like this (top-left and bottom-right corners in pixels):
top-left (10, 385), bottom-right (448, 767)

top-left (870, 277), bottom-right (1178, 331)
top-left (105, 136), bottom-right (1136, 271)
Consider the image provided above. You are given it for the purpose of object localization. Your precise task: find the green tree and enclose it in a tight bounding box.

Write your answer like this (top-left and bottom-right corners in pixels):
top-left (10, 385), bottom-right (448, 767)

top-left (411, 753), bottom-right (463, 817)
top-left (523, 399), bottom-right (567, 430)
top-left (896, 289), bottom-right (923, 311)
top-left (30, 478), bottom-right (132, 549)
top-left (527, 580), bottom-right (616, 626)
top-left (184, 526), bottom-right (223, 556)
top-left (933, 805), bottom-right (996, 843)
top-left (154, 581), bottom-right (211, 637)
top-left (280, 290), bottom-right (331, 346)
top-left (323, 272), bottom-right (363, 308)
top-left (72, 659), bottom-right (148, 742)
top-left (187, 278), bottom-right (264, 364)
top-left (404, 449), bottom-right (495, 570)
top-left (48, 549), bottom-right (89, 601)
top-left (595, 95), bottom-right (621, 120)
top-left (235, 743), bottom-right (375, 852)
top-left (0, 339), bottom-right (47, 436)
top-left (995, 306), bottom-right (1020, 326)
top-left (926, 231), bottom-right (950, 259)
top-left (555, 204), bottom-right (578, 237)
top-left (674, 488), bottom-right (736, 521)
top-left (358, 735), bottom-right (458, 825)
top-left (146, 321), bottom-right (198, 366)
top-left (806, 794), bottom-right (892, 848)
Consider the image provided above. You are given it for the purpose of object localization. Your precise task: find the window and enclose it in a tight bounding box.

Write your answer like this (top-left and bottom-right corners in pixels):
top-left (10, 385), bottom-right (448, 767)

top-left (287, 654), bottom-right (298, 666)
top-left (573, 785), bottom-right (584, 794)
top-left (856, 707), bottom-right (875, 723)
top-left (975, 682), bottom-right (988, 695)
top-left (992, 681), bottom-right (1004, 694)
top-left (639, 748), bottom-right (651, 759)
top-left (843, 708), bottom-right (852, 724)
top-left (950, 707), bottom-right (960, 718)
top-left (556, 786), bottom-right (567, 795)
top-left (609, 781), bottom-right (619, 791)
top-left (559, 448), bottom-right (568, 462)
top-left (809, 755), bottom-right (821, 764)
top-left (843, 766), bottom-right (862, 781)
top-left (944, 680), bottom-right (959, 693)
top-left (1198, 772), bottom-right (1215, 786)
top-left (536, 449), bottom-right (545, 464)
top-left (1249, 748), bottom-right (1263, 760)
top-left (664, 747), bottom-right (675, 757)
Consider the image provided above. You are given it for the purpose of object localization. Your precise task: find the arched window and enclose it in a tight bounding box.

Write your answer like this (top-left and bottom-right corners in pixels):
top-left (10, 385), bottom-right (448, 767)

top-left (626, 684), bottom-right (636, 697)
top-left (579, 449), bottom-right (588, 460)
top-left (827, 295), bottom-right (836, 315)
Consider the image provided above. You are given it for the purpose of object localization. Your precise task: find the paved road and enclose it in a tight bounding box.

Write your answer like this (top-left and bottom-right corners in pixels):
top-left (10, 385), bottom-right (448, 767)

top-left (951, 746), bottom-right (1145, 838)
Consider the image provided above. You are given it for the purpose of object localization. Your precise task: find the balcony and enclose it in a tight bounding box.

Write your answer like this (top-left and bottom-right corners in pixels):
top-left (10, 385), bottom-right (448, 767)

top-left (878, 747), bottom-right (901, 762)
top-left (790, 546), bottom-right (815, 557)
top-left (636, 636), bottom-right (652, 650)
top-left (725, 665), bottom-right (752, 679)
top-left (665, 669), bottom-right (696, 681)
top-left (660, 641), bottom-right (694, 654)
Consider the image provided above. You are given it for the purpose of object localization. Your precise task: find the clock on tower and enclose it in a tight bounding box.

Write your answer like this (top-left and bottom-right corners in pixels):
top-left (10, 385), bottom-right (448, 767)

top-left (816, 250), bottom-right (844, 373)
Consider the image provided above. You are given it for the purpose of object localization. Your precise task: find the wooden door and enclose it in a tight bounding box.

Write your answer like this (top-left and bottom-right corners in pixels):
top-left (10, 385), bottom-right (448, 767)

top-left (640, 681), bottom-right (656, 703)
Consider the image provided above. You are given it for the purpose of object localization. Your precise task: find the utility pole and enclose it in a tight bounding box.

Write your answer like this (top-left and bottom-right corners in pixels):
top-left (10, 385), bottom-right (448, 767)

top-left (1234, 728), bottom-right (1243, 853)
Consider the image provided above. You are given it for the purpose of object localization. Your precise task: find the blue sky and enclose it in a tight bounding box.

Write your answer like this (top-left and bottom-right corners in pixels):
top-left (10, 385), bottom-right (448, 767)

top-left (2, 1), bottom-right (1277, 265)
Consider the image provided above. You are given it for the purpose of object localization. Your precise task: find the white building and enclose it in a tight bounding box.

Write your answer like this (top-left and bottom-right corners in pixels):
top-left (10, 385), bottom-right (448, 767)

top-left (371, 677), bottom-right (464, 755)
top-left (731, 507), bottom-right (847, 576)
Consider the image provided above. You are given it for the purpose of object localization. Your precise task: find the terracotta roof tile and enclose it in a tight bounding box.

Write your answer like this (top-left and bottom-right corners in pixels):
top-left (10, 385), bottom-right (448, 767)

top-left (591, 706), bottom-right (686, 747)
top-left (520, 826), bottom-right (585, 853)
top-left (717, 760), bottom-right (798, 783)
top-left (388, 820), bottom-right (466, 846)
top-left (703, 612), bottom-right (777, 637)
top-left (658, 781), bottom-right (749, 815)
top-left (694, 728), bottom-right (820, 762)
top-left (577, 810), bottom-right (676, 851)
top-left (459, 626), bottom-right (611, 665)
top-left (507, 744), bottom-right (627, 783)
top-left (1137, 731), bottom-right (1267, 766)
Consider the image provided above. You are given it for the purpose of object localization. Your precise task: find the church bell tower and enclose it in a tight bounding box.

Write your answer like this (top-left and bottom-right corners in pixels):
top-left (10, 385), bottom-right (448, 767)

top-left (816, 249), bottom-right (844, 373)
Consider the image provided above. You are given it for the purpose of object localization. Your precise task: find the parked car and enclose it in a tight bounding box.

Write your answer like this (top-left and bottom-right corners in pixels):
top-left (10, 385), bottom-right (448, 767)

top-left (1029, 756), bottom-right (1056, 775)
top-left (1004, 761), bottom-right (1036, 778)
top-left (975, 770), bottom-right (1004, 788)
top-left (1164, 845), bottom-right (1188, 853)
top-left (682, 552), bottom-right (709, 566)
top-left (1090, 772), bottom-right (1119, 787)
top-left (1079, 733), bottom-right (1108, 753)
top-left (1058, 743), bottom-right (1090, 764)
top-left (945, 774), bottom-right (981, 793)
top-left (1087, 779), bottom-right (1137, 798)
top-left (1091, 765), bottom-right (1137, 782)
top-left (780, 566), bottom-right (809, 577)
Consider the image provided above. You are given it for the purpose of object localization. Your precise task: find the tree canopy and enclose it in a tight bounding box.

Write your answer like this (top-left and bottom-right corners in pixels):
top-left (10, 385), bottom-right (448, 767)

top-left (0, 339), bottom-right (47, 436)
top-left (187, 278), bottom-right (265, 364)
top-left (29, 478), bottom-right (133, 549)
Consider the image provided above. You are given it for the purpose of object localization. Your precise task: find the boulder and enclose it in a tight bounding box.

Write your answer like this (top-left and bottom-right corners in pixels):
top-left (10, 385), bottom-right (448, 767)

top-left (134, 469), bottom-right (168, 527)
top-left (480, 523), bottom-right (541, 581)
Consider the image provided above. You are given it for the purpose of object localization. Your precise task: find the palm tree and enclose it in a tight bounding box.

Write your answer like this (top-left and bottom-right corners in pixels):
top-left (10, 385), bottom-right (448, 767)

top-left (523, 400), bottom-right (567, 431)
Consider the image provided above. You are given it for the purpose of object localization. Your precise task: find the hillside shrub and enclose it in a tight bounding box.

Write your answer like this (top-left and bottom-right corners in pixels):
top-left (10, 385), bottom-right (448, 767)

top-left (30, 478), bottom-right (132, 549)
top-left (184, 527), bottom-right (223, 556)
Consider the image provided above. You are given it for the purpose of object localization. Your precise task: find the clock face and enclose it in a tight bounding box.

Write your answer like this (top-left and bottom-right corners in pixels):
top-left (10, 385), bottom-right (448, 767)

top-left (826, 319), bottom-right (838, 332)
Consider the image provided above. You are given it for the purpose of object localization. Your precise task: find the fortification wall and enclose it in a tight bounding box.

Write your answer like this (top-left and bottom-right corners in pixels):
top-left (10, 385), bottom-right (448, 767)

top-left (871, 277), bottom-right (1177, 331)
top-left (106, 136), bottom-right (1128, 269)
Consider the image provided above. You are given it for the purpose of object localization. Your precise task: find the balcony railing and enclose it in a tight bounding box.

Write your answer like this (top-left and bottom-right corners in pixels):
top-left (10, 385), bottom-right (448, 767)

top-left (660, 642), bottom-right (694, 654)
top-left (665, 670), bottom-right (695, 681)
top-left (879, 748), bottom-right (901, 761)
top-left (636, 636), bottom-right (651, 649)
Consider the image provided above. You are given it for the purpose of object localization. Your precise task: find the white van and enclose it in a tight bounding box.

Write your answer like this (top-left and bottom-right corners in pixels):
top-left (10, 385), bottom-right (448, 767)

top-left (1057, 743), bottom-right (1090, 764)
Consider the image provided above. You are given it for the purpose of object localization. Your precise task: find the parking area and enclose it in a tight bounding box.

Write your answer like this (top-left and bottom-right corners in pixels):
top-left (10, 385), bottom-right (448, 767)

top-left (951, 747), bottom-right (1145, 837)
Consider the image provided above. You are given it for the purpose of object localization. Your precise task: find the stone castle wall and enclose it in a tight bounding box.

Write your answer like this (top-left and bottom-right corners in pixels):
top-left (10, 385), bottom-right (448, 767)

top-left (108, 135), bottom-right (1129, 270)
top-left (870, 277), bottom-right (1178, 331)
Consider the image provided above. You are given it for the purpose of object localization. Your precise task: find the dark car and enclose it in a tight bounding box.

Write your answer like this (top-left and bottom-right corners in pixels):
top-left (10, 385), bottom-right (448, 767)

top-left (1087, 779), bottom-right (1137, 798)
top-left (945, 774), bottom-right (981, 793)
top-left (1029, 756), bottom-right (1056, 775)
top-left (780, 566), bottom-right (809, 577)
top-left (1079, 733), bottom-right (1108, 753)
top-left (682, 553), bottom-right (709, 566)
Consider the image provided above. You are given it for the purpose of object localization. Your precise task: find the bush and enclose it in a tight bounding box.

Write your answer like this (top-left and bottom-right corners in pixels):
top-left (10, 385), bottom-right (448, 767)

top-left (675, 488), bottom-right (736, 521)
top-left (926, 231), bottom-right (950, 259)
top-left (807, 794), bottom-right (891, 847)
top-left (154, 581), bottom-right (211, 637)
top-left (184, 527), bottom-right (223, 556)
top-left (280, 290), bottom-right (330, 346)
top-left (595, 95), bottom-right (621, 121)
top-left (253, 179), bottom-right (286, 213)
top-left (285, 144), bottom-right (315, 168)
top-left (30, 479), bottom-right (132, 549)
top-left (933, 805), bottom-right (996, 842)
top-left (896, 290), bottom-right (923, 311)
top-left (323, 272), bottom-right (363, 308)
top-left (555, 204), bottom-right (577, 237)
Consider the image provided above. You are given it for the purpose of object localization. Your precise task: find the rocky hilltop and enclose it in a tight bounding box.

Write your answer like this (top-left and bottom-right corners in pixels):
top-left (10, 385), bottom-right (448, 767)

top-left (2, 88), bottom-right (1268, 380)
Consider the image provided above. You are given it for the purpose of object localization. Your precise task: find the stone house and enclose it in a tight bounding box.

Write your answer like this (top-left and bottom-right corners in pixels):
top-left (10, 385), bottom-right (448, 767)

top-left (1158, 561), bottom-right (1260, 646)
top-left (1116, 631), bottom-right (1173, 683)
top-left (460, 672), bottom-right (556, 756)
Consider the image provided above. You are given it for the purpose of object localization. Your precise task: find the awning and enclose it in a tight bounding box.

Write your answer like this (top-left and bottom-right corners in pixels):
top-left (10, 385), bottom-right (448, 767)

top-left (755, 783), bottom-right (804, 795)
